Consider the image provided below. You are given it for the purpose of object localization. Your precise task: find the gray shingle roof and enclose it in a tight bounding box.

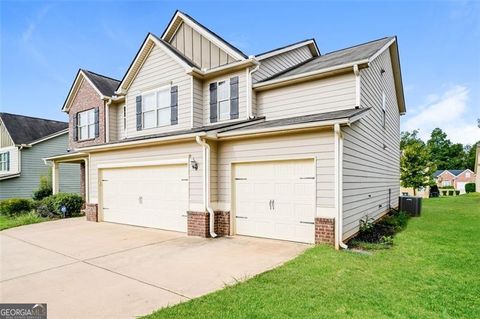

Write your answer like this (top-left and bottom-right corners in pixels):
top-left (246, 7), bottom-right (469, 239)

top-left (218, 108), bottom-right (370, 133)
top-left (0, 112), bottom-right (67, 144)
top-left (82, 70), bottom-right (120, 96)
top-left (262, 37), bottom-right (394, 82)
top-left (434, 169), bottom-right (466, 178)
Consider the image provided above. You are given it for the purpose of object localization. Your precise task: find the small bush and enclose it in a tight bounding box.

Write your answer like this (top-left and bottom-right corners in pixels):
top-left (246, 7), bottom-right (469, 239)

top-left (32, 175), bottom-right (52, 200)
top-left (455, 190), bottom-right (460, 195)
top-left (441, 185), bottom-right (454, 189)
top-left (448, 190), bottom-right (454, 196)
top-left (442, 190), bottom-right (448, 196)
top-left (465, 183), bottom-right (476, 193)
top-left (38, 193), bottom-right (84, 217)
top-left (0, 198), bottom-right (34, 216)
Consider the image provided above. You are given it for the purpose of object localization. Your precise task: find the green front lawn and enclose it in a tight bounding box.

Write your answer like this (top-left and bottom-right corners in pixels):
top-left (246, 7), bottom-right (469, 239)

top-left (147, 193), bottom-right (480, 318)
top-left (0, 212), bottom-right (51, 231)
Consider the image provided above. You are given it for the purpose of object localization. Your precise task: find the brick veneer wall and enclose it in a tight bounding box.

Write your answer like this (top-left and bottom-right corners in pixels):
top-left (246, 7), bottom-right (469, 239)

top-left (84, 203), bottom-right (98, 222)
top-left (187, 211), bottom-right (230, 237)
top-left (315, 217), bottom-right (335, 245)
top-left (79, 162), bottom-right (86, 202)
top-left (68, 79), bottom-right (105, 149)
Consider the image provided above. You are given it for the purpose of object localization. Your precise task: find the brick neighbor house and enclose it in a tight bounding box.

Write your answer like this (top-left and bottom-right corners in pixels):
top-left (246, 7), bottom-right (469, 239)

top-left (434, 169), bottom-right (476, 193)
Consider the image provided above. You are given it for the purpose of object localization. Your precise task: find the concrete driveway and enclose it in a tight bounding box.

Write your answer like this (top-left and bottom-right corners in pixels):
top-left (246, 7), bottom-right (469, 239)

top-left (0, 218), bottom-right (308, 318)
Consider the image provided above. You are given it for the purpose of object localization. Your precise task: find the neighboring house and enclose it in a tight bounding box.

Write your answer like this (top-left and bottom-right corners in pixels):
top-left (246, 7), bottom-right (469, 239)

top-left (434, 169), bottom-right (476, 193)
top-left (0, 113), bottom-right (80, 200)
top-left (47, 10), bottom-right (406, 248)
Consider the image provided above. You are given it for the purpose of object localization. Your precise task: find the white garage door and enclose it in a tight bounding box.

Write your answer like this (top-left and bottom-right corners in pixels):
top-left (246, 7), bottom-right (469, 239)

top-left (457, 182), bottom-right (467, 194)
top-left (234, 159), bottom-right (315, 243)
top-left (101, 164), bottom-right (188, 232)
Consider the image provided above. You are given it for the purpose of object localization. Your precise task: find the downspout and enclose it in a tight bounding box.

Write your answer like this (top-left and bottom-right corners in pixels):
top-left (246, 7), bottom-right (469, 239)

top-left (246, 58), bottom-right (260, 119)
top-left (195, 136), bottom-right (217, 238)
top-left (334, 123), bottom-right (348, 249)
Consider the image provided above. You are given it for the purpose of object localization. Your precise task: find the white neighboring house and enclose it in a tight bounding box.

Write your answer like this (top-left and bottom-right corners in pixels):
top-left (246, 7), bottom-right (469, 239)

top-left (47, 10), bottom-right (406, 248)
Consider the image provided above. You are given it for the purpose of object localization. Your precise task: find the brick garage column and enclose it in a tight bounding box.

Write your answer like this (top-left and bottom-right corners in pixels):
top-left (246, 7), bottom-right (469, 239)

top-left (315, 218), bottom-right (335, 245)
top-left (187, 211), bottom-right (230, 238)
top-left (85, 203), bottom-right (98, 222)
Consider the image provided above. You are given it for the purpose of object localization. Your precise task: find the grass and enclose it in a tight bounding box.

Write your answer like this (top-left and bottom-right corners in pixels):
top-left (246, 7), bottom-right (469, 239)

top-left (146, 193), bottom-right (480, 319)
top-left (0, 211), bottom-right (52, 231)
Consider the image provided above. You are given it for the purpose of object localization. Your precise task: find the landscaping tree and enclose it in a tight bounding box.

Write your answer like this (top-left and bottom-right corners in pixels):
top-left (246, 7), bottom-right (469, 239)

top-left (464, 141), bottom-right (479, 171)
top-left (401, 139), bottom-right (435, 195)
top-left (426, 128), bottom-right (467, 170)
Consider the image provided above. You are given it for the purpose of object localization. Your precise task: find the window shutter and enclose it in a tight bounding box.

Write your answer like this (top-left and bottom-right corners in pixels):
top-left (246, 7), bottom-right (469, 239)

top-left (170, 86), bottom-right (178, 125)
top-left (209, 82), bottom-right (217, 123)
top-left (230, 76), bottom-right (239, 120)
top-left (6, 152), bottom-right (10, 171)
top-left (94, 107), bottom-right (100, 138)
top-left (136, 95), bottom-right (142, 131)
top-left (73, 113), bottom-right (78, 141)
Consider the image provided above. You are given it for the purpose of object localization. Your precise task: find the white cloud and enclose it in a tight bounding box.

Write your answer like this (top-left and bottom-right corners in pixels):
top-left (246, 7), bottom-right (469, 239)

top-left (402, 85), bottom-right (480, 145)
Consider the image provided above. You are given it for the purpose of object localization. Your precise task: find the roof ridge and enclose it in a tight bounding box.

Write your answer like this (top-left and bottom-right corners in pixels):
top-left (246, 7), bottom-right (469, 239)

top-left (255, 38), bottom-right (317, 57)
top-left (0, 112), bottom-right (67, 124)
top-left (82, 69), bottom-right (121, 83)
top-left (320, 36), bottom-right (394, 57)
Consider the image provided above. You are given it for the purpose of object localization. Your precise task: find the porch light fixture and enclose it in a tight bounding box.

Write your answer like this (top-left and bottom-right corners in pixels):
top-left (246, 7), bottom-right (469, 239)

top-left (190, 157), bottom-right (198, 171)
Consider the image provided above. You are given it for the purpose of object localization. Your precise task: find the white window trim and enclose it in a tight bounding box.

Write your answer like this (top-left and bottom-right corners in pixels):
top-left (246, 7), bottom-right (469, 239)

top-left (142, 85), bottom-right (171, 130)
top-left (0, 152), bottom-right (9, 172)
top-left (78, 109), bottom-right (96, 141)
top-left (216, 78), bottom-right (230, 121)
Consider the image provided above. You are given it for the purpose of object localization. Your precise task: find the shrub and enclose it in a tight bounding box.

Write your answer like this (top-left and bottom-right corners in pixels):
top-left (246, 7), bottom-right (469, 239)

top-left (455, 190), bottom-right (460, 195)
top-left (448, 190), bottom-right (454, 196)
top-left (38, 193), bottom-right (84, 217)
top-left (465, 183), bottom-right (476, 193)
top-left (442, 190), bottom-right (448, 196)
top-left (441, 185), bottom-right (454, 189)
top-left (32, 176), bottom-right (52, 200)
top-left (0, 198), bottom-right (34, 216)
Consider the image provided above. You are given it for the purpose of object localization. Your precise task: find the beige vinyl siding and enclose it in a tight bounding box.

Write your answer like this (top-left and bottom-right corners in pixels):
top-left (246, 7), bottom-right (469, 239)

top-left (342, 49), bottom-right (401, 239)
top-left (256, 73), bottom-right (356, 120)
top-left (170, 22), bottom-right (236, 69)
top-left (0, 119), bottom-right (14, 148)
top-left (125, 44), bottom-right (191, 138)
top-left (117, 104), bottom-right (126, 140)
top-left (108, 105), bottom-right (118, 142)
top-left (88, 141), bottom-right (203, 209)
top-left (202, 70), bottom-right (247, 125)
top-left (253, 45), bottom-right (313, 83)
top-left (192, 77), bottom-right (203, 127)
top-left (216, 130), bottom-right (335, 213)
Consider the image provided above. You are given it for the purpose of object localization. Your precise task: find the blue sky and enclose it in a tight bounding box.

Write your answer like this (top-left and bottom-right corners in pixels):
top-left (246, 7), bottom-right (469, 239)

top-left (1, 0), bottom-right (479, 144)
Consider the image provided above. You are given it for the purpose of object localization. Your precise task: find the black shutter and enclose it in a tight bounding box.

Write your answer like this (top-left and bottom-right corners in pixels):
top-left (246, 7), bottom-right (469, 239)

top-left (230, 76), bottom-right (239, 120)
top-left (170, 86), bottom-right (178, 125)
top-left (209, 82), bottom-right (217, 123)
top-left (6, 152), bottom-right (10, 171)
top-left (73, 113), bottom-right (78, 141)
top-left (136, 95), bottom-right (142, 131)
top-left (94, 107), bottom-right (100, 138)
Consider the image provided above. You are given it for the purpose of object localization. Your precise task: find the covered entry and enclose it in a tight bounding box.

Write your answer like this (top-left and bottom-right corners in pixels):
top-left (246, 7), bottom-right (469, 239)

top-left (233, 159), bottom-right (316, 243)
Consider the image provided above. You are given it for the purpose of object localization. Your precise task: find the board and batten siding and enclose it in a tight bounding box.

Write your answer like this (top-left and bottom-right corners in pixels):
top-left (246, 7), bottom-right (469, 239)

top-left (342, 49), bottom-right (401, 239)
top-left (202, 69), bottom-right (247, 125)
top-left (170, 22), bottom-right (236, 69)
top-left (216, 130), bottom-right (335, 215)
top-left (125, 44), bottom-right (191, 138)
top-left (256, 73), bottom-right (356, 120)
top-left (0, 119), bottom-right (14, 148)
top-left (88, 141), bottom-right (203, 210)
top-left (0, 134), bottom-right (80, 200)
top-left (253, 45), bottom-right (313, 83)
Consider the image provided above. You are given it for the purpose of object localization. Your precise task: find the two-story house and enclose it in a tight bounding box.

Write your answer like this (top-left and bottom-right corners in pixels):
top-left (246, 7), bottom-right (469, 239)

top-left (47, 10), bottom-right (406, 248)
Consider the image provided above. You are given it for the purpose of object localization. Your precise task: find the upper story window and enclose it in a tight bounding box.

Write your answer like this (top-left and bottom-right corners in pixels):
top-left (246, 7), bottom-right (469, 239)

top-left (0, 152), bottom-right (10, 172)
top-left (209, 76), bottom-right (239, 123)
top-left (442, 180), bottom-right (451, 187)
top-left (142, 86), bottom-right (171, 129)
top-left (77, 109), bottom-right (96, 141)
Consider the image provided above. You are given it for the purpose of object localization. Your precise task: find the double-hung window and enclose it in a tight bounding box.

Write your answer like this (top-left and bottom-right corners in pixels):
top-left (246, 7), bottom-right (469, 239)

top-left (217, 80), bottom-right (230, 121)
top-left (78, 109), bottom-right (95, 140)
top-left (142, 87), bottom-right (171, 129)
top-left (0, 152), bottom-right (9, 172)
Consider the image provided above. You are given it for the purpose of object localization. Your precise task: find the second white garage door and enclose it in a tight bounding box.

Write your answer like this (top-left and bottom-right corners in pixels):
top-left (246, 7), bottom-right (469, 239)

top-left (101, 164), bottom-right (188, 232)
top-left (233, 159), bottom-right (316, 243)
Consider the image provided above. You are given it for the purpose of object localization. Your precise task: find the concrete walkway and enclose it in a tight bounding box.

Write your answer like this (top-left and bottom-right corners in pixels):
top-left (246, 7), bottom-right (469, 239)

top-left (0, 218), bottom-right (308, 319)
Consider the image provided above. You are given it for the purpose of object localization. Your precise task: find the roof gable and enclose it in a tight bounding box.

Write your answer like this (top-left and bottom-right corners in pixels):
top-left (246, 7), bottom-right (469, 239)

top-left (161, 10), bottom-right (247, 61)
top-left (62, 69), bottom-right (120, 112)
top-left (0, 113), bottom-right (67, 145)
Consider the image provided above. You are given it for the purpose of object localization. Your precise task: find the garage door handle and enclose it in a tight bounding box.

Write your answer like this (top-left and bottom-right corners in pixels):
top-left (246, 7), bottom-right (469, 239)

top-left (236, 216), bottom-right (248, 219)
top-left (300, 177), bottom-right (315, 180)
top-left (235, 178), bottom-right (247, 180)
top-left (181, 214), bottom-right (187, 217)
top-left (300, 221), bottom-right (314, 224)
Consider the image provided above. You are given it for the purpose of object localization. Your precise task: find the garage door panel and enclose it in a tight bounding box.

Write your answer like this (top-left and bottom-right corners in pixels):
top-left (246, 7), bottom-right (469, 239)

top-left (234, 159), bottom-right (315, 243)
top-left (101, 165), bottom-right (187, 232)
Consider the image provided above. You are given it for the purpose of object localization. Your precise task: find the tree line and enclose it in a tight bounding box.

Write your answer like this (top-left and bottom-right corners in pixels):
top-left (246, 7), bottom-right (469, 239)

top-left (400, 128), bottom-right (478, 192)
